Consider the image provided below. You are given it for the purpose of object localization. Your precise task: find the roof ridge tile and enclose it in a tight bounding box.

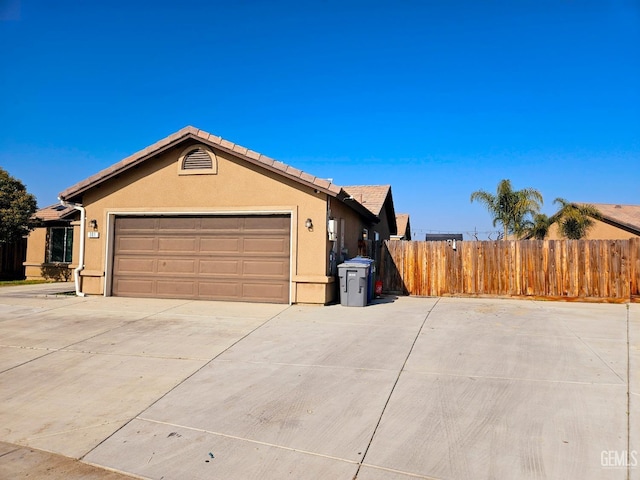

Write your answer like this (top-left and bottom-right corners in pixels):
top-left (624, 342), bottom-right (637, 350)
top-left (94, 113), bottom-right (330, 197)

top-left (272, 160), bottom-right (288, 171)
top-left (328, 183), bottom-right (341, 194)
top-left (259, 155), bottom-right (275, 166)
top-left (195, 129), bottom-right (209, 139)
top-left (219, 139), bottom-right (235, 150)
top-left (285, 166), bottom-right (303, 178)
top-left (245, 150), bottom-right (261, 160)
top-left (313, 178), bottom-right (330, 189)
top-left (300, 172), bottom-right (316, 183)
top-left (232, 144), bottom-right (248, 155)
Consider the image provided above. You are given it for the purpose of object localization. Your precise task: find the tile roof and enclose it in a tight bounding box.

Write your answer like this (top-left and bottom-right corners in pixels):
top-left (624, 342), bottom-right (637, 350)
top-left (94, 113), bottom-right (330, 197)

top-left (342, 185), bottom-right (392, 217)
top-left (425, 233), bottom-right (464, 241)
top-left (590, 203), bottom-right (640, 234)
top-left (396, 213), bottom-right (410, 236)
top-left (343, 185), bottom-right (397, 234)
top-left (59, 126), bottom-right (343, 201)
top-left (33, 203), bottom-right (75, 222)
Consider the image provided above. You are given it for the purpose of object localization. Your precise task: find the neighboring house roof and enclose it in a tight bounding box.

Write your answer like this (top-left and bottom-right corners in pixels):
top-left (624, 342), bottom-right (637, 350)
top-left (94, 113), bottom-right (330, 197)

top-left (343, 185), bottom-right (397, 234)
top-left (395, 213), bottom-right (411, 240)
top-left (425, 233), bottom-right (463, 241)
top-left (58, 125), bottom-right (379, 224)
top-left (343, 185), bottom-right (390, 216)
top-left (522, 202), bottom-right (640, 240)
top-left (590, 203), bottom-right (640, 236)
top-left (33, 203), bottom-right (75, 222)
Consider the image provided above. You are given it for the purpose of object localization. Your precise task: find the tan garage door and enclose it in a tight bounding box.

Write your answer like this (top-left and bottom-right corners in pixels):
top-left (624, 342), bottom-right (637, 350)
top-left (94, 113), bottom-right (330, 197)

top-left (112, 215), bottom-right (290, 303)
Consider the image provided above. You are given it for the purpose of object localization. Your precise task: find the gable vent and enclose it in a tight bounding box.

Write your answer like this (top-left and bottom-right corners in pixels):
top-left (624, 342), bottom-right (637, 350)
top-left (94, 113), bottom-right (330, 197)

top-left (182, 148), bottom-right (213, 170)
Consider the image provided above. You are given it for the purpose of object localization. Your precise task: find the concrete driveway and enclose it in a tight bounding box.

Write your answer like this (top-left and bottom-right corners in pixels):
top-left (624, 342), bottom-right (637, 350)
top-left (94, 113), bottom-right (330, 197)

top-left (0, 283), bottom-right (637, 479)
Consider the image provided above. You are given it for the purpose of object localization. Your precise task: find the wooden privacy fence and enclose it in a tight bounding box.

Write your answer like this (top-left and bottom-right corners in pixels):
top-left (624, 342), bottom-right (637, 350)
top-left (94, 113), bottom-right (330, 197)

top-left (0, 238), bottom-right (27, 280)
top-left (380, 238), bottom-right (640, 302)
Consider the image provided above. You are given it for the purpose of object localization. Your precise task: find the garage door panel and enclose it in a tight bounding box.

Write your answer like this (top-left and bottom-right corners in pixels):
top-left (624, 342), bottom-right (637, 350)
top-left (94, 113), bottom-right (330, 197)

top-left (116, 237), bottom-right (156, 253)
top-left (243, 260), bottom-right (287, 277)
top-left (199, 260), bottom-right (240, 275)
top-left (244, 216), bottom-right (289, 231)
top-left (116, 217), bottom-right (157, 232)
top-left (113, 215), bottom-right (290, 303)
top-left (157, 259), bottom-right (196, 274)
top-left (113, 279), bottom-right (154, 295)
top-left (157, 217), bottom-right (199, 230)
top-left (199, 237), bottom-right (241, 254)
top-left (200, 217), bottom-right (243, 231)
top-left (198, 282), bottom-right (241, 298)
top-left (115, 258), bottom-right (155, 274)
top-left (242, 282), bottom-right (288, 301)
top-left (157, 280), bottom-right (196, 296)
top-left (158, 237), bottom-right (197, 253)
top-left (243, 238), bottom-right (288, 255)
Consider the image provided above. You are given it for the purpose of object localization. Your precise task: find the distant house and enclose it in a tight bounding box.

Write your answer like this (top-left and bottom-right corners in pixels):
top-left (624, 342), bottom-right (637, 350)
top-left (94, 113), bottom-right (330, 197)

top-left (340, 185), bottom-right (399, 265)
top-left (425, 233), bottom-right (463, 242)
top-left (24, 126), bottom-right (400, 304)
top-left (24, 204), bottom-right (76, 281)
top-left (391, 213), bottom-right (411, 240)
top-left (342, 185), bottom-right (398, 242)
top-left (546, 203), bottom-right (640, 240)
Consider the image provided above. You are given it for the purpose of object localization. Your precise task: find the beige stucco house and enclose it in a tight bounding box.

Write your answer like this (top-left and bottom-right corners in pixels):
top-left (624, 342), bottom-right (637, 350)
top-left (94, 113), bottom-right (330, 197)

top-left (25, 126), bottom-right (399, 304)
top-left (24, 203), bottom-right (77, 281)
top-left (546, 203), bottom-right (640, 240)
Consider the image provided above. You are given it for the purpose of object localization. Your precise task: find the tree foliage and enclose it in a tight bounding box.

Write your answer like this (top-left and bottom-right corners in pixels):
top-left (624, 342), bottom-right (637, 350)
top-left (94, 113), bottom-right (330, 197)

top-left (470, 179), bottom-right (543, 240)
top-left (0, 168), bottom-right (38, 243)
top-left (524, 213), bottom-right (554, 240)
top-left (553, 198), bottom-right (601, 240)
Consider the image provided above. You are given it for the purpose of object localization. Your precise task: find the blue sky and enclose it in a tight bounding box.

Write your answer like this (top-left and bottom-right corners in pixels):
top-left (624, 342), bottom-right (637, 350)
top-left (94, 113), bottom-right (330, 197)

top-left (1, 0), bottom-right (638, 239)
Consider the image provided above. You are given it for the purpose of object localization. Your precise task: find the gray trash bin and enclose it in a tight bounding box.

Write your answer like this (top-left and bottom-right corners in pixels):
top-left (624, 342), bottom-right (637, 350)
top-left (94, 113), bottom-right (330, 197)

top-left (338, 262), bottom-right (370, 307)
top-left (350, 256), bottom-right (375, 303)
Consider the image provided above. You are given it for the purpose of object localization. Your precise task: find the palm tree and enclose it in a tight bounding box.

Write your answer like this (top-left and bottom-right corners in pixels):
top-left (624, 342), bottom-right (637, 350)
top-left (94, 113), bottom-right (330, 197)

top-left (470, 179), bottom-right (543, 240)
top-left (525, 213), bottom-right (554, 240)
top-left (553, 198), bottom-right (601, 239)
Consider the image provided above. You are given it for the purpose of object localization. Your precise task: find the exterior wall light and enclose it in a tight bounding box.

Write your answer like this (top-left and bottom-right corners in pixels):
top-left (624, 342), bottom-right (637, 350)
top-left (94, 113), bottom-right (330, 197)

top-left (305, 218), bottom-right (313, 230)
top-left (89, 219), bottom-right (98, 230)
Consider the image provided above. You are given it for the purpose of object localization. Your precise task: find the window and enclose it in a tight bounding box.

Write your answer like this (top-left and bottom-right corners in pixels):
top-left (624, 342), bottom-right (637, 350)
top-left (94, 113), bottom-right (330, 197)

top-left (178, 144), bottom-right (218, 175)
top-left (48, 227), bottom-right (73, 263)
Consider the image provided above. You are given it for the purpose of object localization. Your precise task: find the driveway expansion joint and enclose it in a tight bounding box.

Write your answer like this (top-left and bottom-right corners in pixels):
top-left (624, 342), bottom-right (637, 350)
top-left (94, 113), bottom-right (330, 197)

top-left (353, 297), bottom-right (441, 479)
top-left (135, 417), bottom-right (360, 465)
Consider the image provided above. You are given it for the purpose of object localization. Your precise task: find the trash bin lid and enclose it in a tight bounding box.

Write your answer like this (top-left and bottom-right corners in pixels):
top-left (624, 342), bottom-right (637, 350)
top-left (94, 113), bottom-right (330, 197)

top-left (338, 262), bottom-right (370, 270)
top-left (349, 256), bottom-right (375, 264)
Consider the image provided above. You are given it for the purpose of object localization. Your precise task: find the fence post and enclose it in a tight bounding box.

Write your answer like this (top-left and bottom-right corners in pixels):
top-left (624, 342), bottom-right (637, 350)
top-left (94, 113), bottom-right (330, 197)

top-left (631, 237), bottom-right (639, 301)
